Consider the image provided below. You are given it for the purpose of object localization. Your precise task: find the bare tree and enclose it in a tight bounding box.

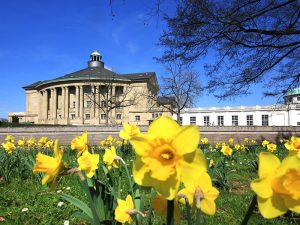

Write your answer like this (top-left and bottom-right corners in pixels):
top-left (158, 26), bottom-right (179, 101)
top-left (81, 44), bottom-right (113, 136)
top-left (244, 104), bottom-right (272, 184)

top-left (157, 0), bottom-right (300, 99)
top-left (86, 76), bottom-right (141, 125)
top-left (150, 62), bottom-right (202, 122)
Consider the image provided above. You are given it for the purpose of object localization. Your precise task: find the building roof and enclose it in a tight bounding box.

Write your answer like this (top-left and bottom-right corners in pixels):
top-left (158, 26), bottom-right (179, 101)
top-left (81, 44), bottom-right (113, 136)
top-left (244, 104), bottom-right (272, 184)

top-left (23, 67), bottom-right (156, 90)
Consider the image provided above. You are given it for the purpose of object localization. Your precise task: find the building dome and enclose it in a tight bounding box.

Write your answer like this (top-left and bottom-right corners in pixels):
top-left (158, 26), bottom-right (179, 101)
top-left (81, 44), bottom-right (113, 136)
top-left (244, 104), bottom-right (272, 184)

top-left (284, 87), bottom-right (300, 105)
top-left (88, 50), bottom-right (104, 68)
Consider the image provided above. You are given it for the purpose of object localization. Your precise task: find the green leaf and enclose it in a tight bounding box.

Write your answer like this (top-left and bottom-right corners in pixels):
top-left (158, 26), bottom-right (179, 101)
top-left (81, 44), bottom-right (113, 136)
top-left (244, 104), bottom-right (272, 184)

top-left (61, 193), bottom-right (93, 219)
top-left (72, 211), bottom-right (95, 224)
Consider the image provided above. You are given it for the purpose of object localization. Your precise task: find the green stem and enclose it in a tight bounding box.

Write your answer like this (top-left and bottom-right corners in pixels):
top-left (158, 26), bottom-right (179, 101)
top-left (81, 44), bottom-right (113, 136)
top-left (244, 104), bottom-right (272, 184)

top-left (185, 202), bottom-right (193, 225)
top-left (166, 200), bottom-right (174, 225)
top-left (241, 195), bottom-right (257, 225)
top-left (123, 161), bottom-right (134, 197)
top-left (195, 208), bottom-right (201, 225)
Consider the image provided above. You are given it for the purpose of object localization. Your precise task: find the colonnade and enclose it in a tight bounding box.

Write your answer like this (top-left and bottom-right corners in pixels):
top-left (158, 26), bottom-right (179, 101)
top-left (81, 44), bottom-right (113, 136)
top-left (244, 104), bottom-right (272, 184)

top-left (40, 84), bottom-right (119, 121)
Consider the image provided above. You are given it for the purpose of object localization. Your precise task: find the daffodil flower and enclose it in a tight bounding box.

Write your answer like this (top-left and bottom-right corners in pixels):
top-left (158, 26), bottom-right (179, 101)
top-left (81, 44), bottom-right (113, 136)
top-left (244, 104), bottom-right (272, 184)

top-left (38, 136), bottom-right (48, 147)
top-left (267, 143), bottom-right (277, 152)
top-left (262, 140), bottom-right (269, 148)
top-left (33, 140), bottom-right (66, 188)
top-left (251, 152), bottom-right (300, 218)
top-left (77, 151), bottom-right (99, 178)
top-left (17, 138), bottom-right (26, 147)
top-left (5, 135), bottom-right (15, 143)
top-left (130, 116), bottom-right (206, 200)
top-left (71, 132), bottom-right (88, 156)
top-left (119, 123), bottom-right (140, 140)
top-left (2, 141), bottom-right (16, 154)
top-left (103, 146), bottom-right (123, 170)
top-left (114, 195), bottom-right (135, 224)
top-left (178, 172), bottom-right (219, 215)
top-left (221, 145), bottom-right (233, 156)
top-left (285, 136), bottom-right (300, 157)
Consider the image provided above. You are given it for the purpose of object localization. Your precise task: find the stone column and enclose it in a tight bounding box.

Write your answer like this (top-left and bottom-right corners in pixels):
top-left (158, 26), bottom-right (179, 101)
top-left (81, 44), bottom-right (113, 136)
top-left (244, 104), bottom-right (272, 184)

top-left (75, 86), bottom-right (80, 118)
top-left (61, 87), bottom-right (65, 118)
top-left (92, 85), bottom-right (96, 118)
top-left (50, 89), bottom-right (54, 119)
top-left (52, 88), bottom-right (57, 119)
top-left (95, 85), bottom-right (100, 119)
top-left (80, 85), bottom-right (84, 119)
top-left (43, 90), bottom-right (48, 119)
top-left (65, 86), bottom-right (69, 119)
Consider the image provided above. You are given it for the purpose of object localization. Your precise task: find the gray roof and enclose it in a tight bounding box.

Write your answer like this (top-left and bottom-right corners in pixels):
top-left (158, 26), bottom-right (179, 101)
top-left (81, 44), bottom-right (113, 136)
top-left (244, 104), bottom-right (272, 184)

top-left (23, 67), bottom-right (156, 90)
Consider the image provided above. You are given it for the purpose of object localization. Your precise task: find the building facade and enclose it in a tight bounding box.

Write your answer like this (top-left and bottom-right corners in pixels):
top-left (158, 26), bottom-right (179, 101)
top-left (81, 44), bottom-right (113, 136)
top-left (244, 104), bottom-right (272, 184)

top-left (177, 89), bottom-right (300, 126)
top-left (13, 51), bottom-right (171, 125)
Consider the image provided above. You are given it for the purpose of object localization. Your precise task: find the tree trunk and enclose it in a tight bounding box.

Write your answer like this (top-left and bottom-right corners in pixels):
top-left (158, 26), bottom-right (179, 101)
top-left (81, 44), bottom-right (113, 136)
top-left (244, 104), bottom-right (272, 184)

top-left (176, 111), bottom-right (180, 124)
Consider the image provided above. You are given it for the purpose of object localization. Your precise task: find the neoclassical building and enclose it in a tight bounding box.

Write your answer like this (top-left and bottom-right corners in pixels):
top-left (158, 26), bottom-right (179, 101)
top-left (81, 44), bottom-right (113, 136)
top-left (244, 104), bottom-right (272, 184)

top-left (13, 51), bottom-right (171, 125)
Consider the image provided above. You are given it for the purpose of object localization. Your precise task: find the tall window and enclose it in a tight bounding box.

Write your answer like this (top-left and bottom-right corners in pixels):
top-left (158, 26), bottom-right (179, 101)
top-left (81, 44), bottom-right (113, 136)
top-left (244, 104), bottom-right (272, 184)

top-left (115, 86), bottom-right (124, 96)
top-left (71, 114), bottom-right (75, 119)
top-left (204, 116), bottom-right (210, 126)
top-left (135, 115), bottom-right (140, 121)
top-left (85, 114), bottom-right (90, 120)
top-left (190, 116), bottom-right (196, 125)
top-left (116, 114), bottom-right (122, 120)
top-left (232, 115), bottom-right (239, 126)
top-left (262, 115), bottom-right (269, 126)
top-left (179, 117), bottom-right (183, 125)
top-left (101, 114), bottom-right (106, 120)
top-left (73, 101), bottom-right (76, 108)
top-left (86, 101), bottom-right (92, 108)
top-left (247, 115), bottom-right (253, 126)
top-left (217, 116), bottom-right (224, 126)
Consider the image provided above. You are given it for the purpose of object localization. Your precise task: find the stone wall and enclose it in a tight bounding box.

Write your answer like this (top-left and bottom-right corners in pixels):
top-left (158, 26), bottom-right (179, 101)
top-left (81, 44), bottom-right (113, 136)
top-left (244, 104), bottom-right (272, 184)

top-left (0, 126), bottom-right (299, 145)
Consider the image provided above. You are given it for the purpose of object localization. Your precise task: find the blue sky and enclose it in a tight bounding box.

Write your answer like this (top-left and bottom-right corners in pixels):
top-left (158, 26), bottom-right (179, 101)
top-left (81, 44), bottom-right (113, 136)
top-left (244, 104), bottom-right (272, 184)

top-left (0, 0), bottom-right (279, 118)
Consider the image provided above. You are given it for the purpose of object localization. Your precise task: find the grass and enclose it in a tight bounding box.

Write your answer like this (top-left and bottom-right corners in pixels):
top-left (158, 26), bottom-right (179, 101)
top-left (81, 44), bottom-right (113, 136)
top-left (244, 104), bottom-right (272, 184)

top-left (0, 142), bottom-right (299, 225)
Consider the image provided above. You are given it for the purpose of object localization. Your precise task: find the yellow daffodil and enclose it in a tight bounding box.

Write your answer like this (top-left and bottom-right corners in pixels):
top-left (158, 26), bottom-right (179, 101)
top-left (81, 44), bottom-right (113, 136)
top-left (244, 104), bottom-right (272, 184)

top-left (17, 138), bottom-right (26, 147)
top-left (221, 145), bottom-right (233, 156)
top-left (240, 144), bottom-right (246, 151)
top-left (71, 132), bottom-right (88, 156)
top-left (152, 195), bottom-right (181, 224)
top-left (234, 144), bottom-right (241, 151)
top-left (244, 138), bottom-right (249, 143)
top-left (251, 139), bottom-right (257, 144)
top-left (33, 140), bottom-right (66, 187)
top-left (27, 137), bottom-right (36, 147)
top-left (201, 137), bottom-right (208, 144)
top-left (262, 140), bottom-right (269, 148)
top-left (209, 159), bottom-right (214, 168)
top-left (119, 123), bottom-right (140, 140)
top-left (77, 151), bottom-right (99, 178)
top-left (38, 136), bottom-right (48, 147)
top-left (5, 135), bottom-right (15, 143)
top-left (2, 142), bottom-right (16, 154)
top-left (285, 136), bottom-right (300, 157)
top-left (267, 143), bottom-right (277, 152)
top-left (178, 172), bottom-right (219, 215)
top-left (228, 138), bottom-right (234, 145)
top-left (251, 152), bottom-right (300, 218)
top-left (215, 143), bottom-right (221, 149)
top-left (103, 146), bottom-right (119, 170)
top-left (45, 140), bottom-right (54, 149)
top-left (115, 195), bottom-right (135, 224)
top-left (130, 116), bottom-right (205, 200)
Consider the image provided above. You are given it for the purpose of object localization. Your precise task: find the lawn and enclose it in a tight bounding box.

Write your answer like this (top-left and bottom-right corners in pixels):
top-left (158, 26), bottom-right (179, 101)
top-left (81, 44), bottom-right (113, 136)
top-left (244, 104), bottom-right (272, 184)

top-left (0, 131), bottom-right (299, 225)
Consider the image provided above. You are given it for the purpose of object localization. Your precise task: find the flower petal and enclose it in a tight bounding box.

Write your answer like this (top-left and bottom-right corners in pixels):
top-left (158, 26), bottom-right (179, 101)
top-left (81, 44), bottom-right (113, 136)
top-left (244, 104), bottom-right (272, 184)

top-left (200, 198), bottom-right (216, 215)
top-left (179, 149), bottom-right (207, 184)
top-left (148, 116), bottom-right (180, 140)
top-left (130, 134), bottom-right (154, 156)
top-left (258, 152), bottom-right (281, 178)
top-left (251, 177), bottom-right (273, 199)
top-left (172, 125), bottom-right (200, 155)
top-left (283, 196), bottom-right (300, 214)
top-left (257, 195), bottom-right (287, 219)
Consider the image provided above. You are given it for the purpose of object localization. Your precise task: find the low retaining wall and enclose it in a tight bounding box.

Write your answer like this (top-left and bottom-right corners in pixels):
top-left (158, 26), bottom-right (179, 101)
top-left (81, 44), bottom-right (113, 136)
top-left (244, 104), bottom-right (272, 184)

top-left (0, 126), bottom-right (299, 145)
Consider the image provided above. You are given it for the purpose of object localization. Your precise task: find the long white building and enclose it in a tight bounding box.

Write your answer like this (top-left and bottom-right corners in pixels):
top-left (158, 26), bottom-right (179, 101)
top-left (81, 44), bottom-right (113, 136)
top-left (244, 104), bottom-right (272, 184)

top-left (177, 89), bottom-right (300, 126)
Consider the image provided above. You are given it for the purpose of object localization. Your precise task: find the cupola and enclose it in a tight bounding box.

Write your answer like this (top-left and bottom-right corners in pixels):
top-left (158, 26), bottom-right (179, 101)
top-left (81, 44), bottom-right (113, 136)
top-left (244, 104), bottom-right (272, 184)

top-left (88, 50), bottom-right (104, 68)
